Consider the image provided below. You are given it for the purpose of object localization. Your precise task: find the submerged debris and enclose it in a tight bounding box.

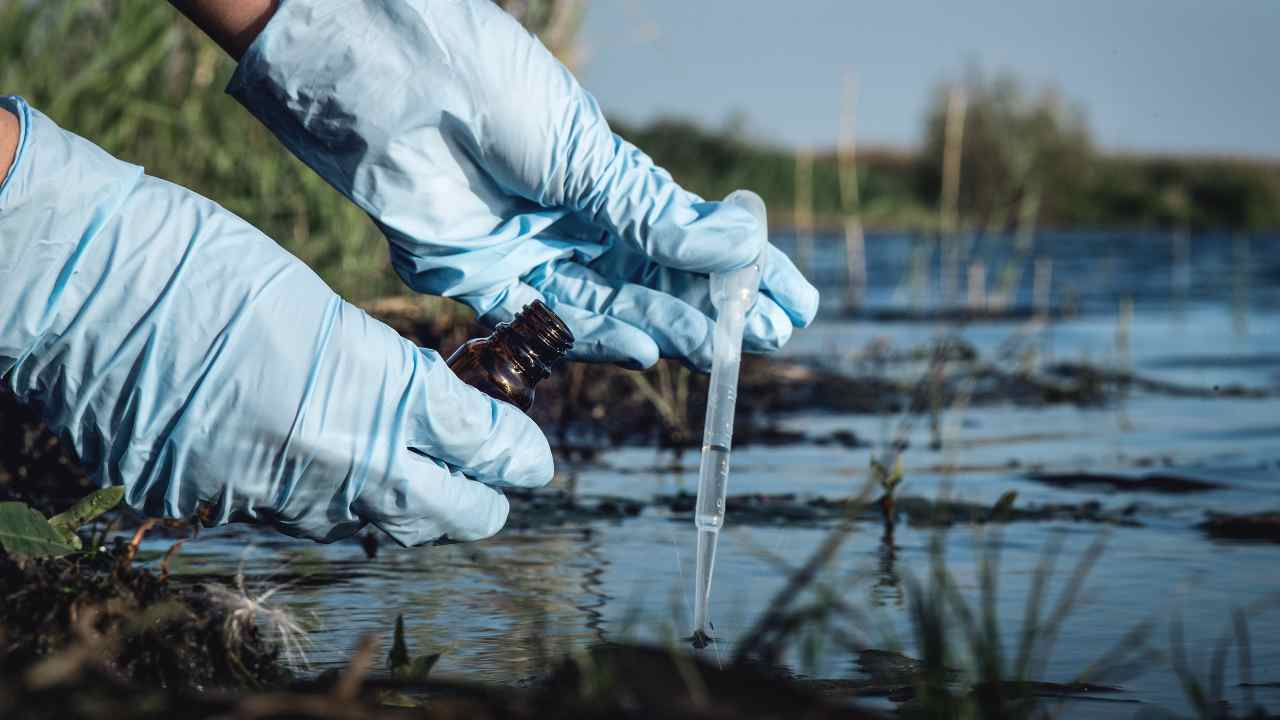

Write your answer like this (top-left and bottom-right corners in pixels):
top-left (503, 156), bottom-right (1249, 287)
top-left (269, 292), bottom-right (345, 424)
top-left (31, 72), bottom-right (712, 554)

top-left (804, 649), bottom-right (1133, 707)
top-left (1198, 511), bottom-right (1280, 543)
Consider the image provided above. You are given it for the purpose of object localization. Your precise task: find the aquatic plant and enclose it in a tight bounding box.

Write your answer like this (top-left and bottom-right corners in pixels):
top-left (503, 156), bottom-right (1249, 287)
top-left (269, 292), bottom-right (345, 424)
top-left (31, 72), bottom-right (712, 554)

top-left (1168, 598), bottom-right (1280, 720)
top-left (870, 454), bottom-right (905, 529)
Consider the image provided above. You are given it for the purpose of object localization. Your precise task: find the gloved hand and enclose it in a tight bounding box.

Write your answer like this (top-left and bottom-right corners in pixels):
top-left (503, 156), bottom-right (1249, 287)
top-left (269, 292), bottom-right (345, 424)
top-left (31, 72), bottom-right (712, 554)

top-left (0, 96), bottom-right (552, 546)
top-left (227, 0), bottom-right (820, 371)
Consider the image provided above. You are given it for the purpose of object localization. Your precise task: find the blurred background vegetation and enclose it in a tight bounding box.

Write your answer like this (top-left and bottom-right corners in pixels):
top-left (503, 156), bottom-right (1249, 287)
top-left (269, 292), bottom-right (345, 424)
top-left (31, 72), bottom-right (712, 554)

top-left (2, 0), bottom-right (1277, 305)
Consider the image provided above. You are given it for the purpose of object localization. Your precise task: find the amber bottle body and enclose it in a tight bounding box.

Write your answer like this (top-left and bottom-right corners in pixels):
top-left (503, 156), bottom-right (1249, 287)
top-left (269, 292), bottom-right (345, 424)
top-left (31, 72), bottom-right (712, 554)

top-left (445, 300), bottom-right (574, 412)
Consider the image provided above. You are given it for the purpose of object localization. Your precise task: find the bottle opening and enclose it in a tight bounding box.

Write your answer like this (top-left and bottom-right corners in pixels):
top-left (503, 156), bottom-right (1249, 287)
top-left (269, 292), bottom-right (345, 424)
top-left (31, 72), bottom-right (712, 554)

top-left (500, 300), bottom-right (574, 381)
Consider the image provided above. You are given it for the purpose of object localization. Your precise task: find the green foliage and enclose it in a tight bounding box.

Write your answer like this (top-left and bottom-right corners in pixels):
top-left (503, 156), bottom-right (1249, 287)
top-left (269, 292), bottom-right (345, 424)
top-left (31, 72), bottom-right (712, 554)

top-left (988, 490), bottom-right (1018, 523)
top-left (613, 117), bottom-right (935, 230)
top-left (898, 531), bottom-right (1158, 719)
top-left (387, 613), bottom-right (441, 681)
top-left (871, 455), bottom-right (905, 496)
top-left (0, 502), bottom-right (78, 557)
top-left (0, 486), bottom-right (123, 556)
top-left (48, 486), bottom-right (126, 549)
top-left (917, 68), bottom-right (1094, 230)
top-left (1084, 154), bottom-right (1280, 230)
top-left (616, 69), bottom-right (1280, 232)
top-left (0, 0), bottom-right (398, 301)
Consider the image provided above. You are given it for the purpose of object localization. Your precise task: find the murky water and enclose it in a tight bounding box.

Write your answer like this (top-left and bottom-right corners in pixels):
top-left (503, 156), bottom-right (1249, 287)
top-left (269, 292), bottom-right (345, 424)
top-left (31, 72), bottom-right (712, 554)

top-left (140, 232), bottom-right (1280, 716)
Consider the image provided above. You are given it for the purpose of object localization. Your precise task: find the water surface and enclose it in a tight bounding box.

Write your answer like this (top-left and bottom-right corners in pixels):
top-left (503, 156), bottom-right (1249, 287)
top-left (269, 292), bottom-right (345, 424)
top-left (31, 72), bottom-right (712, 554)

top-left (147, 232), bottom-right (1280, 716)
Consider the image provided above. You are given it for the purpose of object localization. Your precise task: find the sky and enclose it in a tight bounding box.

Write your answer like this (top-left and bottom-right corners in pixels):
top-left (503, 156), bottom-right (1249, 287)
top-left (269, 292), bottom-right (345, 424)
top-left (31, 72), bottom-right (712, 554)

top-left (578, 0), bottom-right (1279, 157)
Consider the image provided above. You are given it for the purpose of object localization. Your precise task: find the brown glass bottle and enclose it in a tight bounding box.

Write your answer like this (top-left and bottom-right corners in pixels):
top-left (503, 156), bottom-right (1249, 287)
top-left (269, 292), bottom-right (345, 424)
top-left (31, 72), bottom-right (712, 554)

top-left (445, 300), bottom-right (574, 412)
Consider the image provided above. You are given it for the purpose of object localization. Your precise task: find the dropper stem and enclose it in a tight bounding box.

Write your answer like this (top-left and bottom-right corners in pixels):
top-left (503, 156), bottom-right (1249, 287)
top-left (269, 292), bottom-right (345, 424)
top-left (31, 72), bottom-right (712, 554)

top-left (690, 189), bottom-right (766, 645)
top-left (693, 527), bottom-right (719, 633)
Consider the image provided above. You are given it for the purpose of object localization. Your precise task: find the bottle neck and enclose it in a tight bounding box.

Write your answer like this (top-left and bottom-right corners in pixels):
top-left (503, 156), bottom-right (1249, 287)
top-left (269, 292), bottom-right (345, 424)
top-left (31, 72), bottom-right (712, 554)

top-left (492, 300), bottom-right (574, 383)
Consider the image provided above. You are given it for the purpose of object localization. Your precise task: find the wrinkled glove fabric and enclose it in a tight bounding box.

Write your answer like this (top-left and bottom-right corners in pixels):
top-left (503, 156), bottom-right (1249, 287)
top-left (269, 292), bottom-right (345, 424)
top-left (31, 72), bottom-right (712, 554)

top-left (228, 0), bottom-right (820, 371)
top-left (0, 96), bottom-right (553, 545)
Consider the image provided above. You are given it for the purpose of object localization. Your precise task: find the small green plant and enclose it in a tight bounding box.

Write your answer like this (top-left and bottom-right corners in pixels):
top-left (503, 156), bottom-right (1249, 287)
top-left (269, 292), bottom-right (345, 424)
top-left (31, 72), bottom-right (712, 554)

top-left (387, 613), bottom-right (441, 681)
top-left (893, 530), bottom-right (1163, 719)
top-left (1168, 600), bottom-right (1280, 720)
top-left (0, 486), bottom-right (123, 556)
top-left (988, 490), bottom-right (1018, 523)
top-left (375, 613), bottom-right (443, 708)
top-left (871, 454), bottom-right (906, 529)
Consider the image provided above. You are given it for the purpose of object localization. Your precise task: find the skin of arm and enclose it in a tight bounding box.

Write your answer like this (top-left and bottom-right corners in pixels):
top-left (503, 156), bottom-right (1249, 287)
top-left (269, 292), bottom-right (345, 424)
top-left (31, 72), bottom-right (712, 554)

top-left (167, 0), bottom-right (278, 59)
top-left (0, 106), bottom-right (17, 185)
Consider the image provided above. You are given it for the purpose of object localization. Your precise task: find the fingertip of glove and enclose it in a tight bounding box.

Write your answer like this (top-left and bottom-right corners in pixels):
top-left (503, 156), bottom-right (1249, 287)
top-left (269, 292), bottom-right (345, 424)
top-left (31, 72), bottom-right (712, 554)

top-left (702, 200), bottom-right (766, 269)
top-left (476, 492), bottom-right (511, 541)
top-left (762, 244), bottom-right (821, 328)
top-left (792, 283), bottom-right (821, 328)
top-left (744, 297), bottom-right (795, 354)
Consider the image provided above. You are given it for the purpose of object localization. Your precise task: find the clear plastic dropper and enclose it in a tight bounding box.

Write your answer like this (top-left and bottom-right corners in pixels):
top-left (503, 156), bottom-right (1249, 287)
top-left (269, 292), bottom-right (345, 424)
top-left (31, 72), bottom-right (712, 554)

top-left (691, 189), bottom-right (764, 648)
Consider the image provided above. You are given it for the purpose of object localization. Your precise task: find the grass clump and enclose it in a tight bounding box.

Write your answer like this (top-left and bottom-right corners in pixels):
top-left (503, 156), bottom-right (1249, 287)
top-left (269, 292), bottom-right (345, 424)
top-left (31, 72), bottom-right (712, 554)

top-left (0, 543), bottom-right (291, 692)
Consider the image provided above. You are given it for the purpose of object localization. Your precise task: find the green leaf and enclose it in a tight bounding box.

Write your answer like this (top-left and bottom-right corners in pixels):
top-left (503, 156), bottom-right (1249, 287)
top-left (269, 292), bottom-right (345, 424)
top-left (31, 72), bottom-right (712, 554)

top-left (989, 490), bottom-right (1018, 522)
top-left (388, 613), bottom-right (410, 675)
top-left (49, 486), bottom-right (125, 532)
top-left (871, 456), bottom-right (906, 493)
top-left (387, 613), bottom-right (440, 681)
top-left (404, 653), bottom-right (441, 680)
top-left (0, 502), bottom-right (78, 557)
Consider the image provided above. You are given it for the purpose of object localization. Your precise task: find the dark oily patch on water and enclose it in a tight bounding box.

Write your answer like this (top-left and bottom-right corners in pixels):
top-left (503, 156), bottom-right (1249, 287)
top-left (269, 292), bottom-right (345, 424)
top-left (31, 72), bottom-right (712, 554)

top-left (503, 487), bottom-right (643, 529)
top-left (1198, 511), bottom-right (1280, 543)
top-left (1027, 471), bottom-right (1225, 494)
top-left (654, 491), bottom-right (1144, 528)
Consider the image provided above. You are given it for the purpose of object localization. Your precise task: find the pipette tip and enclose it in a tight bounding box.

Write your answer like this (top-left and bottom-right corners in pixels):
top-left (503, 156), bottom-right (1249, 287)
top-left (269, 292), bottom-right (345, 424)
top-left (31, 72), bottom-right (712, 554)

top-left (690, 628), bottom-right (713, 649)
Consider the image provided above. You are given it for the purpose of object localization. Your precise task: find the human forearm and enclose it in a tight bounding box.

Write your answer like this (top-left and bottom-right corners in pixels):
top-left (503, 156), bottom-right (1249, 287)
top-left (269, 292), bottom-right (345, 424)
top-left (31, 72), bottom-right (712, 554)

top-left (0, 106), bottom-right (17, 188)
top-left (167, 0), bottom-right (278, 59)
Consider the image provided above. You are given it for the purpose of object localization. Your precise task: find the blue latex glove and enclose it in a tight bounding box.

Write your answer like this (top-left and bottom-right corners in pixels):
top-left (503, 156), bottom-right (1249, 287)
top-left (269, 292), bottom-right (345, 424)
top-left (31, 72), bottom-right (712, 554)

top-left (0, 96), bottom-right (552, 546)
top-left (227, 0), bottom-right (820, 372)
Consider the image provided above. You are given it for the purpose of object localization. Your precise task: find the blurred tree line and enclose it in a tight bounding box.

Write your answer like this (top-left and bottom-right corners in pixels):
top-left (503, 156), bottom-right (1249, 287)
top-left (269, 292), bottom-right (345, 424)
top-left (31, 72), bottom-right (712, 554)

top-left (1, 1), bottom-right (1274, 308)
top-left (618, 68), bottom-right (1280, 233)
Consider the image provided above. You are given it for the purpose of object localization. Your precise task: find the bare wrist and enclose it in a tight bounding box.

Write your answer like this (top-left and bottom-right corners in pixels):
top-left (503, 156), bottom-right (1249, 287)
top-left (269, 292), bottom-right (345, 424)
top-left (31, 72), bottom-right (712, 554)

top-left (168, 0), bottom-right (279, 60)
top-left (0, 106), bottom-right (18, 191)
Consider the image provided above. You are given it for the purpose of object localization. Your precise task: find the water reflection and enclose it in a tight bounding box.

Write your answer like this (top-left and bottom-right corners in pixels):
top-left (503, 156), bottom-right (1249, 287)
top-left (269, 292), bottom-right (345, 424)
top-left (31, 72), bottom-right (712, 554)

top-left (576, 531), bottom-right (610, 646)
top-left (145, 241), bottom-right (1280, 715)
top-left (872, 525), bottom-right (904, 609)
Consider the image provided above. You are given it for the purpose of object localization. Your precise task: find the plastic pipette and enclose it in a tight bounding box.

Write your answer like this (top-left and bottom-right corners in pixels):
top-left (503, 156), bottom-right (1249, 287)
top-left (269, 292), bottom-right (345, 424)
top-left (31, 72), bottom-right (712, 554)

top-left (691, 189), bottom-right (764, 648)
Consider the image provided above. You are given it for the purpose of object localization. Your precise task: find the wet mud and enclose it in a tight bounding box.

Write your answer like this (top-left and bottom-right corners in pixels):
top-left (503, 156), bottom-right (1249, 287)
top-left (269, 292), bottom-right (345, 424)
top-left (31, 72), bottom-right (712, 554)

top-left (653, 491), bottom-right (1144, 529)
top-left (1026, 472), bottom-right (1225, 494)
top-left (0, 545), bottom-right (289, 692)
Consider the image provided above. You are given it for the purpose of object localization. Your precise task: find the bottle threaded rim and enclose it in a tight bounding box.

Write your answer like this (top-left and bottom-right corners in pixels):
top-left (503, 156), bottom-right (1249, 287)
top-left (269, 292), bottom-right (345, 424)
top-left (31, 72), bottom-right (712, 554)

top-left (499, 300), bottom-right (574, 381)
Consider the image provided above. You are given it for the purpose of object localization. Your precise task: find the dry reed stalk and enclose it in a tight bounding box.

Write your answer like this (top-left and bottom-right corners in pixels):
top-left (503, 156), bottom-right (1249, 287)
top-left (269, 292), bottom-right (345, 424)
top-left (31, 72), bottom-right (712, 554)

top-left (1032, 255), bottom-right (1052, 322)
top-left (837, 72), bottom-right (867, 311)
top-left (966, 259), bottom-right (987, 311)
top-left (939, 86), bottom-right (968, 306)
top-left (793, 148), bottom-right (815, 280)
